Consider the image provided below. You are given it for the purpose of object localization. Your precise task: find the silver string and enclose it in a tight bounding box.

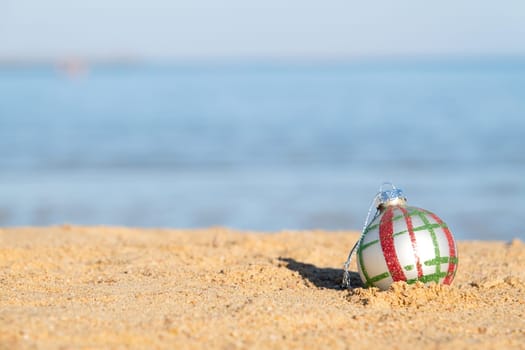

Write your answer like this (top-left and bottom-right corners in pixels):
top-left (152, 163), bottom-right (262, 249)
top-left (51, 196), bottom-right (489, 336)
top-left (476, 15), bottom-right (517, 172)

top-left (342, 182), bottom-right (397, 288)
top-left (342, 193), bottom-right (380, 288)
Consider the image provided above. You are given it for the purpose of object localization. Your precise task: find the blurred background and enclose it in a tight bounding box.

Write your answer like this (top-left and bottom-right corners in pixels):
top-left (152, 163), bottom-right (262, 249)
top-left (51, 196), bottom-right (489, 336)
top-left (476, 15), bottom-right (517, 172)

top-left (0, 1), bottom-right (524, 240)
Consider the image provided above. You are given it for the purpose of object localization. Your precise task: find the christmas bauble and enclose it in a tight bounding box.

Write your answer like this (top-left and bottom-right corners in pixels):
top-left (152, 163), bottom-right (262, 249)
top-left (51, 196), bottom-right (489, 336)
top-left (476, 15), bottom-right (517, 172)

top-left (357, 204), bottom-right (458, 290)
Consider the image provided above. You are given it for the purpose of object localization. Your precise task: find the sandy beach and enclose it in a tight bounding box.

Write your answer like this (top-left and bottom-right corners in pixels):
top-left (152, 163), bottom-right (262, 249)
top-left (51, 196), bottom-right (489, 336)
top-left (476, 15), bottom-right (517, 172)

top-left (0, 226), bottom-right (524, 349)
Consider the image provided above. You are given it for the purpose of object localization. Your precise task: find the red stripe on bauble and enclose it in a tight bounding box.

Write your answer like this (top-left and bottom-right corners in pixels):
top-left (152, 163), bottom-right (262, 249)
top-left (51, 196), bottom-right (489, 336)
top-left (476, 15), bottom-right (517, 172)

top-left (379, 206), bottom-right (406, 282)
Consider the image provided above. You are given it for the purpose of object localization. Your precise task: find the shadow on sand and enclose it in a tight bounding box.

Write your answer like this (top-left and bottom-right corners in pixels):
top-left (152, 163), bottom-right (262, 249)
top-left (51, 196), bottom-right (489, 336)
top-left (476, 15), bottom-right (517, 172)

top-left (278, 257), bottom-right (364, 290)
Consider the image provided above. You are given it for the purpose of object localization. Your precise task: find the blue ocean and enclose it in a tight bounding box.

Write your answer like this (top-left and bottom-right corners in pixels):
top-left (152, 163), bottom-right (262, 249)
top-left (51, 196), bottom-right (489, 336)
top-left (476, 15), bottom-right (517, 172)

top-left (0, 59), bottom-right (524, 240)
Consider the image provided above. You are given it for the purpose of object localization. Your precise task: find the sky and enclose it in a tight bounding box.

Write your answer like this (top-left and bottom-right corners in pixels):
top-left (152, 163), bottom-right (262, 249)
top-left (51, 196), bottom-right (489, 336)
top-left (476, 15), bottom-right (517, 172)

top-left (1, 0), bottom-right (525, 60)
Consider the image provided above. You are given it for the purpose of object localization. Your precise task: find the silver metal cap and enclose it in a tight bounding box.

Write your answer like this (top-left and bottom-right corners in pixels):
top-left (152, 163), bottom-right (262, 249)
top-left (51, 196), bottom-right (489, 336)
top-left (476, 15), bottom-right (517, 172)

top-left (375, 184), bottom-right (407, 210)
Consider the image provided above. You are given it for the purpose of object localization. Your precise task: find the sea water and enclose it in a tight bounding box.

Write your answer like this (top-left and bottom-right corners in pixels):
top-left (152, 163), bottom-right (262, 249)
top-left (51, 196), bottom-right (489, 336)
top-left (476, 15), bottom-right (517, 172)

top-left (0, 59), bottom-right (524, 240)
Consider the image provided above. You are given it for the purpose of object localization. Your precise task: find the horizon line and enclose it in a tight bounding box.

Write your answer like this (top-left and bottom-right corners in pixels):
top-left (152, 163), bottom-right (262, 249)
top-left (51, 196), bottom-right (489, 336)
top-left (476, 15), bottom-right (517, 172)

top-left (0, 53), bottom-right (524, 68)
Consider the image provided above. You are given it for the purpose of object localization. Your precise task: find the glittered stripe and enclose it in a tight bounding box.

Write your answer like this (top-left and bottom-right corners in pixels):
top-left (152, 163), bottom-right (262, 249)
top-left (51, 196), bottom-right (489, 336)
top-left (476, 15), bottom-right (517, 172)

top-left (406, 271), bottom-right (448, 284)
top-left (357, 243), bottom-right (373, 287)
top-left (399, 206), bottom-right (423, 279)
top-left (413, 223), bottom-right (447, 231)
top-left (368, 271), bottom-right (390, 284)
top-left (379, 207), bottom-right (406, 282)
top-left (424, 256), bottom-right (458, 266)
top-left (363, 213), bottom-right (406, 235)
top-left (425, 209), bottom-right (457, 285)
top-left (416, 209), bottom-right (441, 276)
top-left (359, 228), bottom-right (408, 252)
top-left (360, 239), bottom-right (380, 251)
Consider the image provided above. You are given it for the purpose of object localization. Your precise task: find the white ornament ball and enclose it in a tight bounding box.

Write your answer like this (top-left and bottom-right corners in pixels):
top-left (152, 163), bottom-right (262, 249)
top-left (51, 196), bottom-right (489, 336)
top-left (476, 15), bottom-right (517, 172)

top-left (357, 205), bottom-right (458, 290)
